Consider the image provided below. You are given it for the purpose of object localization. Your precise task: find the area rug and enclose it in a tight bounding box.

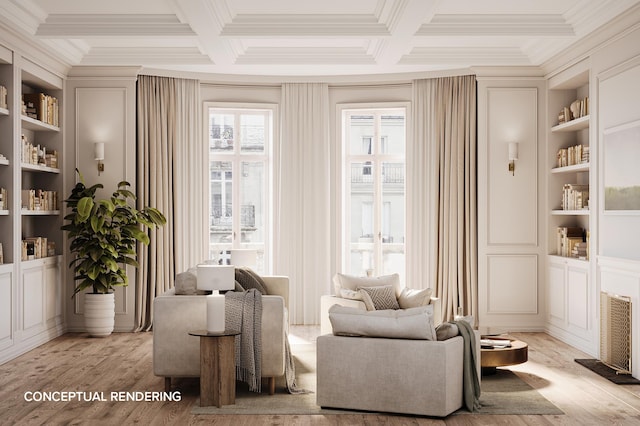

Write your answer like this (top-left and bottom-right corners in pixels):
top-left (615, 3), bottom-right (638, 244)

top-left (192, 340), bottom-right (563, 416)
top-left (575, 359), bottom-right (640, 385)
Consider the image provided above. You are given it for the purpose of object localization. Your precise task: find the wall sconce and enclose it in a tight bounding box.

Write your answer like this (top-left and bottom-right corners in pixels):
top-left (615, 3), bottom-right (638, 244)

top-left (508, 142), bottom-right (519, 176)
top-left (94, 142), bottom-right (105, 176)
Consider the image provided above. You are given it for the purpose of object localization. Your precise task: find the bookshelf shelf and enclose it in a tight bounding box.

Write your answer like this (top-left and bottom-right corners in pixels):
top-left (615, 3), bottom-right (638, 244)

top-left (20, 210), bottom-right (60, 216)
top-left (21, 163), bottom-right (60, 174)
top-left (551, 163), bottom-right (589, 174)
top-left (20, 115), bottom-right (60, 132)
top-left (0, 106), bottom-right (8, 116)
top-left (551, 209), bottom-right (590, 216)
top-left (551, 115), bottom-right (590, 132)
top-left (548, 254), bottom-right (589, 264)
top-left (0, 209), bottom-right (8, 215)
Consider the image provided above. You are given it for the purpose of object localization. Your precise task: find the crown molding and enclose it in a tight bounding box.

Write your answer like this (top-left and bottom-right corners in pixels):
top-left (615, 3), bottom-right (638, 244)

top-left (79, 47), bottom-right (212, 66)
top-left (416, 14), bottom-right (574, 36)
top-left (400, 47), bottom-right (531, 66)
top-left (542, 2), bottom-right (640, 77)
top-left (67, 66), bottom-right (142, 79)
top-left (36, 14), bottom-right (196, 37)
top-left (235, 47), bottom-right (376, 65)
top-left (220, 14), bottom-right (390, 37)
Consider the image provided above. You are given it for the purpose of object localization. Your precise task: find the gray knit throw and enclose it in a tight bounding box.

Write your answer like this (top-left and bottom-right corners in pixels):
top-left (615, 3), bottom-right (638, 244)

top-left (225, 289), bottom-right (262, 393)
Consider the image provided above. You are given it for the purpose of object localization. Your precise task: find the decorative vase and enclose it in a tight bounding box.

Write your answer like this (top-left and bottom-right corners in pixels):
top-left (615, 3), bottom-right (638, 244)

top-left (84, 293), bottom-right (115, 337)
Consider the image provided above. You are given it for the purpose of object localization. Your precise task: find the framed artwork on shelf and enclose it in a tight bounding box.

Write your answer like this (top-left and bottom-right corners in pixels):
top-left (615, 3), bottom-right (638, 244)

top-left (603, 119), bottom-right (640, 214)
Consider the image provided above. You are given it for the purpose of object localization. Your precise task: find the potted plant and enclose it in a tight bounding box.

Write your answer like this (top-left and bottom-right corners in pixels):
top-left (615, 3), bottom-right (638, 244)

top-left (62, 171), bottom-right (166, 336)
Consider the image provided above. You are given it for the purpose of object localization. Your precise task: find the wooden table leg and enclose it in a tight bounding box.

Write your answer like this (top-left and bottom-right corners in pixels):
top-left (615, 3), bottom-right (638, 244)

top-left (200, 335), bottom-right (236, 407)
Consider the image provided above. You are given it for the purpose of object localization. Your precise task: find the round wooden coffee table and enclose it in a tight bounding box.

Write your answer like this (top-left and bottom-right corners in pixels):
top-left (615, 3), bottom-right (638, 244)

top-left (480, 336), bottom-right (528, 375)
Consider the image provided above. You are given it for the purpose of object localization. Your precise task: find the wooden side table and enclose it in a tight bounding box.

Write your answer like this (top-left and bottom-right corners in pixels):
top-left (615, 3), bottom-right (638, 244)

top-left (480, 336), bottom-right (528, 375)
top-left (189, 330), bottom-right (240, 407)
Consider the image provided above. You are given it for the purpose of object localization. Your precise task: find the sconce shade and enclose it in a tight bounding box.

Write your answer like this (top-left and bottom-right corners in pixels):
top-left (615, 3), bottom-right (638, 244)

top-left (94, 142), bottom-right (105, 161)
top-left (196, 264), bottom-right (235, 291)
top-left (230, 249), bottom-right (257, 269)
top-left (508, 142), bottom-right (519, 161)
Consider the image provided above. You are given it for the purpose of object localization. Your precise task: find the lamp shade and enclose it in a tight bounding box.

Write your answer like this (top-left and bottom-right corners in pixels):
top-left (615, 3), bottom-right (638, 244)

top-left (196, 264), bottom-right (235, 291)
top-left (508, 142), bottom-right (519, 161)
top-left (94, 142), bottom-right (105, 161)
top-left (230, 249), bottom-right (257, 269)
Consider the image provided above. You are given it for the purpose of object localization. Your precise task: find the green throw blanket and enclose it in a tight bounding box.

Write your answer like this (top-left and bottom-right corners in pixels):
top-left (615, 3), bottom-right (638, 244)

top-left (454, 320), bottom-right (481, 412)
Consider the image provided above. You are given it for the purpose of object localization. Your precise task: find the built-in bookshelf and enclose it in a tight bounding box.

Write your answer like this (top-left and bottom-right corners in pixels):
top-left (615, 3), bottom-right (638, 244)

top-left (0, 45), bottom-right (64, 363)
top-left (546, 59), bottom-right (596, 354)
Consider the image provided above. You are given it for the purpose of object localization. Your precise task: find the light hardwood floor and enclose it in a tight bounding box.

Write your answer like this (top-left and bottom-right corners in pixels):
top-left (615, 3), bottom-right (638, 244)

top-left (2, 327), bottom-right (640, 425)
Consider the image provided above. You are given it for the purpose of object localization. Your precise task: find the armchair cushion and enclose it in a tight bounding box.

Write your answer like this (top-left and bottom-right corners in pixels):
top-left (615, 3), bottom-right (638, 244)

top-left (329, 304), bottom-right (436, 340)
top-left (333, 273), bottom-right (401, 298)
top-left (397, 287), bottom-right (433, 309)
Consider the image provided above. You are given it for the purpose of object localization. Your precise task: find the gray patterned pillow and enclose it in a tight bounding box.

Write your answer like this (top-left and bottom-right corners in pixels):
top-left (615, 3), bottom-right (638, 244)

top-left (358, 285), bottom-right (400, 311)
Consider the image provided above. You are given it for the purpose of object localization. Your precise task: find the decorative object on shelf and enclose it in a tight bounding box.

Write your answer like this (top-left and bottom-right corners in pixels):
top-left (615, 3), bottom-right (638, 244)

top-left (557, 96), bottom-right (589, 124)
top-left (603, 120), bottom-right (640, 212)
top-left (230, 249), bottom-right (258, 269)
top-left (508, 142), bottom-right (518, 176)
top-left (197, 264), bottom-right (235, 333)
top-left (94, 142), bottom-right (105, 175)
top-left (61, 169), bottom-right (166, 336)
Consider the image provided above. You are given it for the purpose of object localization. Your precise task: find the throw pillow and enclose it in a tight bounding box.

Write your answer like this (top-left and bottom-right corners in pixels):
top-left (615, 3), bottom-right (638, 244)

top-left (339, 288), bottom-right (363, 300)
top-left (397, 287), bottom-right (433, 309)
top-left (435, 322), bottom-right (459, 341)
top-left (329, 304), bottom-right (436, 340)
top-left (174, 271), bottom-right (197, 295)
top-left (358, 285), bottom-right (400, 311)
top-left (234, 267), bottom-right (268, 294)
top-left (333, 273), bottom-right (401, 298)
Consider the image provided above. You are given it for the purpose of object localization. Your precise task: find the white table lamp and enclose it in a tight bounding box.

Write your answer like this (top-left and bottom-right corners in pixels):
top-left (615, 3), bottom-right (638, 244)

top-left (230, 249), bottom-right (257, 270)
top-left (197, 264), bottom-right (235, 333)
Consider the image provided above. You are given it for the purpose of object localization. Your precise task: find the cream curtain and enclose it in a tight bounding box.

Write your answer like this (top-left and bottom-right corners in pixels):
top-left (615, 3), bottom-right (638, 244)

top-left (276, 83), bottom-right (331, 324)
top-left (135, 75), bottom-right (205, 331)
top-left (410, 75), bottom-right (477, 324)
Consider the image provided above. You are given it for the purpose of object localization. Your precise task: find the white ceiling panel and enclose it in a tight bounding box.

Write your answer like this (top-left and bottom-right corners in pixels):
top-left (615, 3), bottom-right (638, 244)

top-left (0, 0), bottom-right (636, 76)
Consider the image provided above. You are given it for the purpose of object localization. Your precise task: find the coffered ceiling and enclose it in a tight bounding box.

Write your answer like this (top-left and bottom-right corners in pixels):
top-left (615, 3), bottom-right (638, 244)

top-left (1, 0), bottom-right (639, 76)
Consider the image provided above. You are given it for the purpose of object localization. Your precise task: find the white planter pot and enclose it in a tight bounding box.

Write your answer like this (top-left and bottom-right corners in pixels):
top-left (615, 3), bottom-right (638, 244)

top-left (84, 293), bottom-right (115, 337)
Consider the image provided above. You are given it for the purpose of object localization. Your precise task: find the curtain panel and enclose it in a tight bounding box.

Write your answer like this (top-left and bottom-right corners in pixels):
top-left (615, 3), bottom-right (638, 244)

top-left (409, 75), bottom-right (478, 324)
top-left (135, 75), bottom-right (205, 331)
top-left (276, 83), bottom-right (331, 324)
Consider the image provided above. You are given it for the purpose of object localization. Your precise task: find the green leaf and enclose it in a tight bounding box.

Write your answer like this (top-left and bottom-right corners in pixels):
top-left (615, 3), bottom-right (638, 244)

top-left (77, 197), bottom-right (94, 222)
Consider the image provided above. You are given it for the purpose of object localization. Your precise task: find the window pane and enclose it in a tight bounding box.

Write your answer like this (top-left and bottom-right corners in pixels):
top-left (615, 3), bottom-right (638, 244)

top-left (381, 114), bottom-right (405, 156)
top-left (381, 162), bottom-right (405, 279)
top-left (210, 161), bottom-right (233, 256)
top-left (240, 114), bottom-right (265, 153)
top-left (350, 162), bottom-right (375, 275)
top-left (210, 113), bottom-right (234, 152)
top-left (240, 162), bottom-right (264, 245)
top-left (348, 114), bottom-right (374, 156)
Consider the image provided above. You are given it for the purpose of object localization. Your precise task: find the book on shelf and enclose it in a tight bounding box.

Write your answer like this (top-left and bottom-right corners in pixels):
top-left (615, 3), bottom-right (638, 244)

top-left (556, 144), bottom-right (589, 167)
top-left (481, 339), bottom-right (512, 349)
top-left (562, 184), bottom-right (589, 210)
top-left (557, 96), bottom-right (589, 124)
top-left (21, 189), bottom-right (58, 211)
top-left (0, 242), bottom-right (3, 264)
top-left (557, 227), bottom-right (584, 257)
top-left (21, 237), bottom-right (50, 260)
top-left (0, 187), bottom-right (6, 210)
top-left (21, 134), bottom-right (58, 168)
top-left (0, 85), bottom-right (7, 109)
top-left (22, 92), bottom-right (59, 127)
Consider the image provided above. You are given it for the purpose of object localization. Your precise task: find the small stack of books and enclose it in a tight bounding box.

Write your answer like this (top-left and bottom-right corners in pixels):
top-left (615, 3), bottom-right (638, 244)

top-left (562, 184), bottom-right (589, 210)
top-left (481, 339), bottom-right (512, 349)
top-left (0, 187), bottom-right (6, 210)
top-left (557, 227), bottom-right (584, 257)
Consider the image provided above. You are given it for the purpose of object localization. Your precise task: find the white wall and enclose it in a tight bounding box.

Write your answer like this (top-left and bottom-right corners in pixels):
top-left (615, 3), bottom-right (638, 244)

top-left (477, 79), bottom-right (548, 331)
top-left (64, 67), bottom-right (138, 332)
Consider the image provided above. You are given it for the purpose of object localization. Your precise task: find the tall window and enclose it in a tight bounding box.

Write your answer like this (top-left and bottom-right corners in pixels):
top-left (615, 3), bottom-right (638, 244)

top-left (207, 105), bottom-right (273, 273)
top-left (342, 108), bottom-right (406, 279)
